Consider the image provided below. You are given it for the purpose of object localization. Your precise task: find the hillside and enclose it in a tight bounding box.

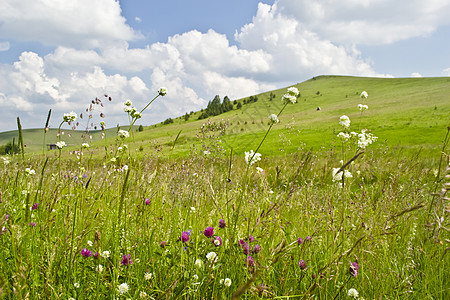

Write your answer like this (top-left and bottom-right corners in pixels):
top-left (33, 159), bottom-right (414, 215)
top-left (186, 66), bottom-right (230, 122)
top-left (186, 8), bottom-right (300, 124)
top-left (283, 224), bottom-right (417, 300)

top-left (1, 75), bottom-right (449, 157)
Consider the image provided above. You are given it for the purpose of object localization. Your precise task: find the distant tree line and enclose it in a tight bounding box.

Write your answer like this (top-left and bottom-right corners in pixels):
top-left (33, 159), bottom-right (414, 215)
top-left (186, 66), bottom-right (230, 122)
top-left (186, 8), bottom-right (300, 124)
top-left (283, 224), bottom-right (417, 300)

top-left (198, 95), bottom-right (234, 120)
top-left (0, 141), bottom-right (19, 155)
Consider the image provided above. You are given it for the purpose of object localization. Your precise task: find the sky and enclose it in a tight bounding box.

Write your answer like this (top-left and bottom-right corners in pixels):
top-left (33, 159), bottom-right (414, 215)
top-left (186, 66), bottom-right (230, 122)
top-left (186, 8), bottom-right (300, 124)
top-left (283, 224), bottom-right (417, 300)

top-left (0, 0), bottom-right (450, 132)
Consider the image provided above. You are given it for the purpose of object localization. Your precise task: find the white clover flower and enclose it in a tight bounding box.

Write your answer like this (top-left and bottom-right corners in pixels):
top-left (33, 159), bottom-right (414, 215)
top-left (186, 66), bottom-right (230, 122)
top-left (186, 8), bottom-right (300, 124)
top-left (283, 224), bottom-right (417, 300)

top-left (82, 143), bottom-right (89, 149)
top-left (122, 165), bottom-right (129, 172)
top-left (206, 251), bottom-right (218, 263)
top-left (25, 168), bottom-right (36, 175)
top-left (339, 115), bottom-right (351, 128)
top-left (158, 87), bottom-right (168, 96)
top-left (192, 274), bottom-right (199, 281)
top-left (203, 150), bottom-right (211, 155)
top-left (282, 93), bottom-right (297, 104)
top-left (74, 282), bottom-right (80, 288)
top-left (56, 141), bottom-right (66, 149)
top-left (101, 250), bottom-right (110, 258)
top-left (245, 150), bottom-right (262, 165)
top-left (337, 132), bottom-right (350, 141)
top-left (87, 240), bottom-right (93, 247)
top-left (118, 130), bottom-right (129, 139)
top-left (287, 86), bottom-right (300, 97)
top-left (256, 167), bottom-right (264, 174)
top-left (144, 272), bottom-right (153, 280)
top-left (96, 264), bottom-right (103, 273)
top-left (347, 288), bottom-right (359, 298)
top-left (360, 91), bottom-right (368, 99)
top-left (63, 111), bottom-right (77, 123)
top-left (140, 291), bottom-right (147, 298)
top-left (357, 104), bottom-right (368, 111)
top-left (269, 114), bottom-right (279, 124)
top-left (224, 278), bottom-right (232, 287)
top-left (190, 207), bottom-right (196, 212)
top-left (118, 282), bottom-right (129, 295)
top-left (124, 100), bottom-right (132, 107)
top-left (195, 259), bottom-right (202, 268)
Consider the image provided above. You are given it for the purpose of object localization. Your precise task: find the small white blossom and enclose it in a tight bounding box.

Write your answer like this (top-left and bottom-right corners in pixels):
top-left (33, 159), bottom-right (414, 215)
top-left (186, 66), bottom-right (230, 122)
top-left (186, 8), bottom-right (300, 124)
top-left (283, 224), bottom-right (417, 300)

top-left (74, 282), bottom-right (80, 288)
top-left (190, 207), bottom-right (196, 212)
top-left (206, 251), bottom-right (218, 263)
top-left (25, 168), bottom-right (36, 175)
top-left (56, 141), bottom-right (66, 149)
top-left (347, 288), bottom-right (359, 298)
top-left (332, 168), bottom-right (352, 182)
top-left (337, 132), bottom-right (350, 141)
top-left (124, 100), bottom-right (132, 107)
top-left (87, 240), bottom-right (93, 247)
top-left (357, 129), bottom-right (378, 149)
top-left (140, 291), bottom-right (147, 298)
top-left (339, 115), bottom-right (351, 128)
top-left (245, 150), bottom-right (261, 165)
top-left (158, 87), bottom-right (168, 96)
top-left (2, 157), bottom-right (10, 165)
top-left (101, 250), bottom-right (110, 258)
top-left (96, 264), bottom-right (103, 273)
top-left (118, 282), bottom-right (129, 295)
top-left (256, 167), bottom-right (264, 174)
top-left (287, 86), bottom-right (300, 97)
top-left (269, 114), bottom-right (279, 124)
top-left (195, 259), bottom-right (202, 268)
top-left (192, 274), bottom-right (199, 281)
top-left (203, 150), bottom-right (211, 155)
top-left (357, 104), bottom-right (368, 111)
top-left (63, 111), bottom-right (77, 123)
top-left (282, 93), bottom-right (297, 104)
top-left (224, 278), bottom-right (232, 287)
top-left (82, 143), bottom-right (89, 149)
top-left (360, 91), bottom-right (368, 99)
top-left (118, 130), bottom-right (129, 139)
top-left (144, 272), bottom-right (153, 280)
top-left (131, 111), bottom-right (142, 119)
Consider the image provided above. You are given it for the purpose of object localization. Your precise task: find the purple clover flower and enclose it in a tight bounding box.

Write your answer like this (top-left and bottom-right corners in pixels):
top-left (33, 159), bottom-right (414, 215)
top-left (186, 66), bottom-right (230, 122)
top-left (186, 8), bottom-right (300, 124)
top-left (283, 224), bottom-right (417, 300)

top-left (218, 219), bottom-right (226, 228)
top-left (252, 244), bottom-right (261, 254)
top-left (81, 248), bottom-right (92, 258)
top-left (31, 203), bottom-right (39, 210)
top-left (145, 198), bottom-right (151, 205)
top-left (160, 241), bottom-right (167, 248)
top-left (297, 237), bottom-right (304, 245)
top-left (212, 236), bottom-right (222, 246)
top-left (181, 231), bottom-right (190, 242)
top-left (239, 239), bottom-right (245, 246)
top-left (349, 261), bottom-right (359, 277)
top-left (299, 259), bottom-right (306, 270)
top-left (121, 254), bottom-right (133, 266)
top-left (204, 226), bottom-right (214, 238)
top-left (243, 243), bottom-right (251, 255)
top-left (93, 251), bottom-right (99, 259)
top-left (305, 235), bottom-right (311, 241)
top-left (248, 235), bottom-right (255, 243)
top-left (246, 256), bottom-right (254, 266)
top-left (29, 222), bottom-right (36, 227)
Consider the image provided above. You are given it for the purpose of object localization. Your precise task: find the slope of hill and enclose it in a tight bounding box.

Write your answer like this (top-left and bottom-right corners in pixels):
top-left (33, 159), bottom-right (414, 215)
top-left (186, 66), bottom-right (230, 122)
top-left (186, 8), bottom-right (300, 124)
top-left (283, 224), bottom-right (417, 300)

top-left (1, 76), bottom-right (449, 157)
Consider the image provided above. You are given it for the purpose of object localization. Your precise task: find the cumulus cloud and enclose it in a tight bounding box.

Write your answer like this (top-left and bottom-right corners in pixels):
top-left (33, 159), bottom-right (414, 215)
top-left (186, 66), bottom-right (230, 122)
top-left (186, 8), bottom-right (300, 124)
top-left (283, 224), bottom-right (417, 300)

top-left (0, 0), bottom-right (139, 48)
top-left (276, 0), bottom-right (450, 45)
top-left (411, 72), bottom-right (422, 78)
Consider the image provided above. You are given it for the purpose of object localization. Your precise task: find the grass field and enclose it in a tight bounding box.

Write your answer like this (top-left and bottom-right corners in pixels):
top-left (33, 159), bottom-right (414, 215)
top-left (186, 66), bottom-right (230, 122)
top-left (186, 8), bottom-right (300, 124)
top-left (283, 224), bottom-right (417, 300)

top-left (0, 76), bottom-right (449, 299)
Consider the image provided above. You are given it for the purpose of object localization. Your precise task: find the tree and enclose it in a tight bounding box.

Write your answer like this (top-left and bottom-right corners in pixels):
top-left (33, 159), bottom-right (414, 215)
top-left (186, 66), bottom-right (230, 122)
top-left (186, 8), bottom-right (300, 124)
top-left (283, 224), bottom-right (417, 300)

top-left (222, 96), bottom-right (233, 112)
top-left (237, 102), bottom-right (242, 109)
top-left (138, 125), bottom-right (144, 132)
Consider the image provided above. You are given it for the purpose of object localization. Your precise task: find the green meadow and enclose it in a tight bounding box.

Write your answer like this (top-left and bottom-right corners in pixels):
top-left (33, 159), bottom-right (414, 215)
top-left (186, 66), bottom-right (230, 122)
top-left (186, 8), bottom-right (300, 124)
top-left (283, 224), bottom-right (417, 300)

top-left (0, 76), bottom-right (449, 299)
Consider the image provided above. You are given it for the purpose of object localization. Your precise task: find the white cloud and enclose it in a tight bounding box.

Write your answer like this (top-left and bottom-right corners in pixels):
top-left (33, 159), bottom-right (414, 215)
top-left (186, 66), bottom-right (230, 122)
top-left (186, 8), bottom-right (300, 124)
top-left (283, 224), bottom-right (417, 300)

top-left (275, 0), bottom-right (450, 45)
top-left (442, 68), bottom-right (450, 76)
top-left (0, 41), bottom-right (10, 51)
top-left (411, 72), bottom-right (422, 78)
top-left (0, 0), bottom-right (139, 48)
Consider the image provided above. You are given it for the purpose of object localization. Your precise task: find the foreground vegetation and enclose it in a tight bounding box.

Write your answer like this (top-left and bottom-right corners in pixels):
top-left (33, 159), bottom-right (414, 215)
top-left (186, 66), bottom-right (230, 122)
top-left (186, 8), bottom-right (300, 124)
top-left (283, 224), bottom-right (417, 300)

top-left (0, 81), bottom-right (449, 299)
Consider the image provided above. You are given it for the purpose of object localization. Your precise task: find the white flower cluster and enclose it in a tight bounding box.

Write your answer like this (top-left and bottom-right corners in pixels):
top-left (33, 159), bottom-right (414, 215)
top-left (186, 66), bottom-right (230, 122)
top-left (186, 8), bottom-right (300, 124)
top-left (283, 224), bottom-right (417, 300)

top-left (144, 272), bottom-right (153, 280)
top-left (220, 278), bottom-right (232, 287)
top-left (357, 129), bottom-right (378, 149)
top-left (360, 91), bottom-right (368, 99)
top-left (269, 114), bottom-right (279, 124)
top-left (158, 87), bottom-right (168, 96)
top-left (63, 111), bottom-right (77, 123)
top-left (332, 167), bottom-right (352, 182)
top-left (206, 251), bottom-right (218, 263)
top-left (337, 132), bottom-right (350, 141)
top-left (118, 130), bottom-right (129, 139)
top-left (245, 150), bottom-right (262, 165)
top-left (25, 167), bottom-right (36, 175)
top-left (339, 115), bottom-right (351, 128)
top-left (347, 288), bottom-right (359, 298)
top-left (56, 141), bottom-right (66, 149)
top-left (281, 86), bottom-right (300, 104)
top-left (357, 104), bottom-right (368, 111)
top-left (82, 143), bottom-right (89, 149)
top-left (118, 282), bottom-right (129, 295)
top-left (2, 157), bottom-right (10, 165)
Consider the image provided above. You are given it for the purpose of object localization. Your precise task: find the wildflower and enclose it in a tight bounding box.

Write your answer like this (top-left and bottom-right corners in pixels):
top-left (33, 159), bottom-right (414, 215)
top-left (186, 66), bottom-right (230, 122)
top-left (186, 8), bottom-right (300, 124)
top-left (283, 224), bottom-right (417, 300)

top-left (204, 226), bottom-right (214, 238)
top-left (349, 261), bottom-right (360, 277)
top-left (181, 231), bottom-right (190, 242)
top-left (252, 244), bottom-right (261, 254)
top-left (1, 227), bottom-right (7, 235)
top-left (82, 143), bottom-right (89, 148)
top-left (158, 87), bottom-right (168, 96)
top-left (224, 278), bottom-right (232, 287)
top-left (357, 129), bottom-right (377, 149)
top-left (29, 222), bottom-right (36, 227)
top-left (140, 291), bottom-right (147, 298)
top-left (248, 235), bottom-right (255, 243)
top-left (121, 254), bottom-right (133, 266)
top-left (63, 111), bottom-right (77, 123)
top-left (360, 91), bottom-right (368, 99)
top-left (298, 237), bottom-right (304, 245)
top-left (299, 260), bottom-right (306, 270)
top-left (145, 198), bottom-right (151, 205)
top-left (337, 132), bottom-right (351, 141)
top-left (269, 114), bottom-right (279, 124)
top-left (206, 251), bottom-right (218, 263)
top-left (81, 248), bottom-right (92, 258)
top-left (87, 240), bottom-right (93, 247)
top-left (74, 282), bottom-right (80, 288)
top-left (93, 251), bottom-right (99, 259)
top-left (287, 86), bottom-right (300, 97)
top-left (124, 100), bottom-right (132, 106)
top-left (357, 104), bottom-right (368, 111)
top-left (193, 274), bottom-right (199, 282)
top-left (245, 150), bottom-right (262, 165)
top-left (212, 236), bottom-right (222, 246)
top-left (31, 203), bottom-right (38, 210)
top-left (339, 115), bottom-right (351, 128)
top-left (203, 150), bottom-right (211, 155)
top-left (256, 167), bottom-right (264, 174)
top-left (219, 219), bottom-right (226, 228)
top-left (190, 207), bottom-right (196, 213)
top-left (118, 130), bottom-right (129, 139)
top-left (25, 168), bottom-right (36, 175)
top-left (243, 243), bottom-right (250, 255)
top-left (195, 259), bottom-right (203, 268)
top-left (144, 272), bottom-right (153, 280)
top-left (332, 168), bottom-right (352, 182)
top-left (160, 241), bottom-right (167, 248)
top-left (56, 141), bottom-right (66, 149)
top-left (101, 250), bottom-right (110, 258)
top-left (96, 264), bottom-right (103, 273)
top-left (246, 256), bottom-right (254, 266)
top-left (305, 236), bottom-right (311, 241)
top-left (68, 297), bottom-right (75, 300)
top-left (347, 288), bottom-right (359, 298)
top-left (118, 282), bottom-right (129, 295)
top-left (131, 111), bottom-right (142, 119)
top-left (2, 157), bottom-right (10, 165)
top-left (282, 93), bottom-right (297, 104)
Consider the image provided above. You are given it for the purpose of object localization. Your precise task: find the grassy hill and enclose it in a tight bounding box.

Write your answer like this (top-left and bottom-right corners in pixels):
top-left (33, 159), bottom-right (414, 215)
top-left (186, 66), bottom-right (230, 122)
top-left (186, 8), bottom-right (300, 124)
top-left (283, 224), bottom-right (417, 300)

top-left (1, 75), bottom-right (449, 157)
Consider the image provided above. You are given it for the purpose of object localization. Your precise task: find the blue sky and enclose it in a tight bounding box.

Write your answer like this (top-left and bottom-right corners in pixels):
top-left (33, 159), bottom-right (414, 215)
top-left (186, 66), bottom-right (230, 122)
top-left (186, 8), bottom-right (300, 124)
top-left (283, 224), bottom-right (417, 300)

top-left (0, 0), bottom-right (449, 132)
